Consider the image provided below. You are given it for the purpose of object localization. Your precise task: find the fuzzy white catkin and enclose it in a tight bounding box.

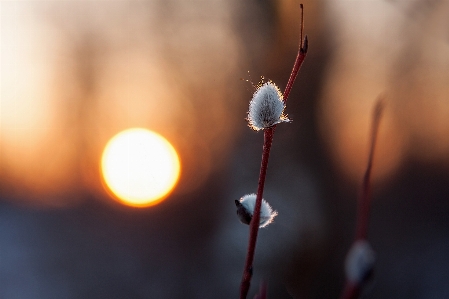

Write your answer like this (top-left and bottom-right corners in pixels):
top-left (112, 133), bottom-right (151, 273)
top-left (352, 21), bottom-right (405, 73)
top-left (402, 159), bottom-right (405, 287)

top-left (237, 194), bottom-right (278, 228)
top-left (345, 240), bottom-right (376, 283)
top-left (247, 82), bottom-right (290, 131)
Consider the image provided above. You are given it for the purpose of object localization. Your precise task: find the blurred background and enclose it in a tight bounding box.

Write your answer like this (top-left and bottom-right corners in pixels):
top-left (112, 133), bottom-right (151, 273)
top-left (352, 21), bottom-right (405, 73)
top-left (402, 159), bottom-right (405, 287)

top-left (1, 0), bottom-right (449, 298)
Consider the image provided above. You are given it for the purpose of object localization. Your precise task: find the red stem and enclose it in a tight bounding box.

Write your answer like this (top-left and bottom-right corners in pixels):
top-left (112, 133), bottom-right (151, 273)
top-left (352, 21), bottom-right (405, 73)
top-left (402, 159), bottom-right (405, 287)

top-left (239, 11), bottom-right (308, 299)
top-left (283, 36), bottom-right (308, 103)
top-left (254, 281), bottom-right (268, 299)
top-left (239, 128), bottom-right (274, 299)
top-left (339, 98), bottom-right (384, 299)
top-left (355, 99), bottom-right (384, 240)
top-left (339, 282), bottom-right (360, 299)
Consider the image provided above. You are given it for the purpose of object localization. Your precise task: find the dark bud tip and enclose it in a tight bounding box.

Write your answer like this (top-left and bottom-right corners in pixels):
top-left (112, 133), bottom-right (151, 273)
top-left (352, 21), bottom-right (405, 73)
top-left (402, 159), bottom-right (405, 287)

top-left (236, 201), bottom-right (252, 225)
top-left (363, 267), bottom-right (375, 283)
top-left (300, 3), bottom-right (303, 9)
top-left (301, 35), bottom-right (308, 54)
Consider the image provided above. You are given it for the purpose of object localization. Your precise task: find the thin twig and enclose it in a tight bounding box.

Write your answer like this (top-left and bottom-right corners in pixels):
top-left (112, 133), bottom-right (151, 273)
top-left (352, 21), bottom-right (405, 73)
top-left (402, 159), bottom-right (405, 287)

top-left (338, 97), bottom-right (385, 299)
top-left (356, 99), bottom-right (384, 240)
top-left (254, 281), bottom-right (268, 299)
top-left (283, 35), bottom-right (308, 103)
top-left (283, 4), bottom-right (308, 104)
top-left (339, 282), bottom-right (360, 299)
top-left (240, 128), bottom-right (274, 299)
top-left (239, 5), bottom-right (308, 299)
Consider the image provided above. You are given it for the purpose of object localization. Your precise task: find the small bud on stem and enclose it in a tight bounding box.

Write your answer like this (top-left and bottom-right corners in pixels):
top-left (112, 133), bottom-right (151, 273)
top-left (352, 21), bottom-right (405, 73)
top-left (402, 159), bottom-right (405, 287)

top-left (345, 240), bottom-right (376, 284)
top-left (236, 194), bottom-right (278, 228)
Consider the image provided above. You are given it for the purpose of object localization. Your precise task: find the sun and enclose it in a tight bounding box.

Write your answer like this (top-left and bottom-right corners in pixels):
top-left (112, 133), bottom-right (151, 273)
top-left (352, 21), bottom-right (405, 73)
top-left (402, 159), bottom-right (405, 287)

top-left (101, 128), bottom-right (180, 207)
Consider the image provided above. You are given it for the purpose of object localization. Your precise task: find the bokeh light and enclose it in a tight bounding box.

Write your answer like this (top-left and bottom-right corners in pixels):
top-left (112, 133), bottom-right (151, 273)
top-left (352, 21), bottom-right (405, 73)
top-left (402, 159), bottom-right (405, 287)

top-left (101, 128), bottom-right (180, 207)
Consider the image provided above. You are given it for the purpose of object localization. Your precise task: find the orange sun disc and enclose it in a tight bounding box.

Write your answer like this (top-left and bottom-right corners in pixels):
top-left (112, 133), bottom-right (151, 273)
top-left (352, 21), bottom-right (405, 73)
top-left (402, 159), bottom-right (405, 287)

top-left (101, 128), bottom-right (180, 207)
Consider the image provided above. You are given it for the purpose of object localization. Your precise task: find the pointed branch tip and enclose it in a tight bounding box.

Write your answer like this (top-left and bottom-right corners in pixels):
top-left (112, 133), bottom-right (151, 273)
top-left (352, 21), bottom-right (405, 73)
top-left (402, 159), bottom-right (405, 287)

top-left (374, 96), bottom-right (385, 119)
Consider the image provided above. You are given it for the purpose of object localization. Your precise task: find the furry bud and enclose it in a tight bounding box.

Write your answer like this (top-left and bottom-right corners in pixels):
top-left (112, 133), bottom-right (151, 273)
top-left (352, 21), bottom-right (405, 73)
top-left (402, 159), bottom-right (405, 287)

top-left (345, 240), bottom-right (376, 283)
top-left (247, 82), bottom-right (290, 131)
top-left (235, 194), bottom-right (278, 228)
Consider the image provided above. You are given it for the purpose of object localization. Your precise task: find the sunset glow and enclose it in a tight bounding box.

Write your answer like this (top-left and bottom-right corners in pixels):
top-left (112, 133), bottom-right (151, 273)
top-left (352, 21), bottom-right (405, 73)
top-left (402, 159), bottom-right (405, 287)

top-left (101, 128), bottom-right (180, 207)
